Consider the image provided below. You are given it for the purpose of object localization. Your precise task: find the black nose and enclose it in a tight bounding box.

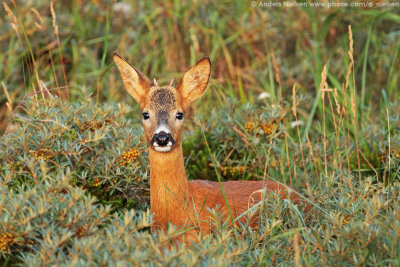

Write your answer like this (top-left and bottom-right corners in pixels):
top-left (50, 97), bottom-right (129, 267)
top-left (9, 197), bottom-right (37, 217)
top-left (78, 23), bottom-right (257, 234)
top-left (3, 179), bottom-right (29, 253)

top-left (155, 132), bottom-right (170, 146)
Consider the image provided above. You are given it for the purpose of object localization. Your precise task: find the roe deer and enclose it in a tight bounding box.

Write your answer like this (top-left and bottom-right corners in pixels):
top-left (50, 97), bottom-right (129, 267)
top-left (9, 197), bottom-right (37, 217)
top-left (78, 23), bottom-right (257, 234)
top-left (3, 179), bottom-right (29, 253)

top-left (113, 53), bottom-right (304, 244)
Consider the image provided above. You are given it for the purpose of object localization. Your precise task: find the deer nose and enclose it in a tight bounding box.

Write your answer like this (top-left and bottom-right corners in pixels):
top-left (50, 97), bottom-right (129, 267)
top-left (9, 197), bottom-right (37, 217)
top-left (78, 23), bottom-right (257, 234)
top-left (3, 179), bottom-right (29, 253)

top-left (154, 132), bottom-right (170, 146)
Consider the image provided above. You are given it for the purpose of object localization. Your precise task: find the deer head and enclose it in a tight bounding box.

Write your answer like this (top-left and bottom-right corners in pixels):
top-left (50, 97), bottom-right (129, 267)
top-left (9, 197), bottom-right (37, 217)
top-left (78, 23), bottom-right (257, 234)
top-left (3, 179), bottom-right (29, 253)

top-left (113, 53), bottom-right (211, 153)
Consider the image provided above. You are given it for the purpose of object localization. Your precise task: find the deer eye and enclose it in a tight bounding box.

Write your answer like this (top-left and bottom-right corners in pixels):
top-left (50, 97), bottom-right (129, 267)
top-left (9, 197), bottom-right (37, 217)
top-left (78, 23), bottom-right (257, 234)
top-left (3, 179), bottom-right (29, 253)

top-left (142, 112), bottom-right (150, 120)
top-left (176, 112), bottom-right (183, 120)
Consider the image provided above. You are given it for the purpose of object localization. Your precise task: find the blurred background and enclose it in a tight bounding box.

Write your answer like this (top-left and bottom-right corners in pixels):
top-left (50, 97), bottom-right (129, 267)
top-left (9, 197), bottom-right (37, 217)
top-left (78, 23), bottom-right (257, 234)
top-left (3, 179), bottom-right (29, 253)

top-left (1, 0), bottom-right (399, 133)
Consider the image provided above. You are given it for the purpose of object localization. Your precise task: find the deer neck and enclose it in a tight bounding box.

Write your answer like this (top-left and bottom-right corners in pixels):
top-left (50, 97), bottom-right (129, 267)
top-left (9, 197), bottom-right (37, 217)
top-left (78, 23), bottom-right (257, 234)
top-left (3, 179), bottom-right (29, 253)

top-left (148, 143), bottom-right (191, 225)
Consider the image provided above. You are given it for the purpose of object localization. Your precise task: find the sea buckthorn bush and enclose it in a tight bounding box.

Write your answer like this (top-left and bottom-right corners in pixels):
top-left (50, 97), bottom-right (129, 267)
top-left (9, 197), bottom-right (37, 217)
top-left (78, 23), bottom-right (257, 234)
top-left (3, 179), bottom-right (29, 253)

top-left (1, 96), bottom-right (150, 211)
top-left (184, 97), bottom-right (400, 186)
top-left (0, 171), bottom-right (111, 263)
top-left (1, 96), bottom-right (400, 265)
top-left (183, 99), bottom-right (290, 182)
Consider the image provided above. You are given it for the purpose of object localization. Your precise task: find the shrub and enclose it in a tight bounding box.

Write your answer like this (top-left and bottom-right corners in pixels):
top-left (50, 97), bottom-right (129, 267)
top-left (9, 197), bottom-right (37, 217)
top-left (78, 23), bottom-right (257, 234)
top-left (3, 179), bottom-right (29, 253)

top-left (1, 96), bottom-right (150, 212)
top-left (1, 96), bottom-right (400, 265)
top-left (0, 169), bottom-right (110, 263)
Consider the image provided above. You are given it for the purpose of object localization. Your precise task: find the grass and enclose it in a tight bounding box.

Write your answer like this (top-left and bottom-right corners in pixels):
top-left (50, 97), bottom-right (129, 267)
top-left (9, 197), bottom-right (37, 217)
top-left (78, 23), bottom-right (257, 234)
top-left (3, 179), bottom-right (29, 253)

top-left (1, 0), bottom-right (400, 265)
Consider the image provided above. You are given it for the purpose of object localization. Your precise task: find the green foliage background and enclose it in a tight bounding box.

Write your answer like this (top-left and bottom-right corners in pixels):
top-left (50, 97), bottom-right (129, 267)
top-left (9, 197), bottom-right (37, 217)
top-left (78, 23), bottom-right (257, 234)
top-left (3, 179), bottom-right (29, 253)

top-left (1, 0), bottom-right (400, 265)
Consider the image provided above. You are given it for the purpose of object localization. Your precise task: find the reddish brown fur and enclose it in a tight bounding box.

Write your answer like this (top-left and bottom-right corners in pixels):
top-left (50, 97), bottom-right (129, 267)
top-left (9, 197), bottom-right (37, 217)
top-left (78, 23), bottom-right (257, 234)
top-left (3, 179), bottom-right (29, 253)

top-left (113, 53), bottom-right (304, 244)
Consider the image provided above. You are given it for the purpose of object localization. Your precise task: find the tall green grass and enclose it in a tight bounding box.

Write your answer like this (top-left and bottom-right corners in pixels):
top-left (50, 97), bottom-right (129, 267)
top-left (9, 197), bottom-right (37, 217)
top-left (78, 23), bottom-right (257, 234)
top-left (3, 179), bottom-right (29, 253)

top-left (1, 1), bottom-right (399, 133)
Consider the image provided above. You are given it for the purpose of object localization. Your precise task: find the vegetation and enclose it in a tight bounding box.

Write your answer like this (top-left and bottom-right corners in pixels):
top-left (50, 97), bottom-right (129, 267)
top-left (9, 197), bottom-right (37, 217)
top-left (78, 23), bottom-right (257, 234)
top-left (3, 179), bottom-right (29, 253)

top-left (1, 0), bottom-right (400, 265)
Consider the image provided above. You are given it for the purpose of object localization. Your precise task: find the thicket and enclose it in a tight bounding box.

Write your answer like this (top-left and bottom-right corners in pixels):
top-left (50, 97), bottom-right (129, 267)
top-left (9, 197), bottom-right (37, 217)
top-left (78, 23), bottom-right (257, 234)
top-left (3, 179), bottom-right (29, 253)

top-left (1, 96), bottom-right (399, 265)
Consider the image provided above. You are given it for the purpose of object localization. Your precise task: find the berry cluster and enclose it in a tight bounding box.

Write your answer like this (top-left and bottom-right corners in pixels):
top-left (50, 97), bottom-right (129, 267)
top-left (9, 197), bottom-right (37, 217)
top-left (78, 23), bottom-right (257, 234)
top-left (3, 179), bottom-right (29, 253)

top-left (92, 178), bottom-right (101, 187)
top-left (30, 149), bottom-right (53, 160)
top-left (220, 166), bottom-right (246, 176)
top-left (244, 122), bottom-right (255, 133)
top-left (244, 121), bottom-right (277, 136)
top-left (261, 122), bottom-right (277, 135)
top-left (0, 232), bottom-right (15, 251)
top-left (119, 148), bottom-right (140, 166)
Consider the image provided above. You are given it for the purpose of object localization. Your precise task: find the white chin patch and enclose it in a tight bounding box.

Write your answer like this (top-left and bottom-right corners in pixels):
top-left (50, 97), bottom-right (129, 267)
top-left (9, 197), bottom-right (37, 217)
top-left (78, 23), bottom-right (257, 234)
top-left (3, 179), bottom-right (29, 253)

top-left (153, 141), bottom-right (173, 152)
top-left (154, 146), bottom-right (172, 152)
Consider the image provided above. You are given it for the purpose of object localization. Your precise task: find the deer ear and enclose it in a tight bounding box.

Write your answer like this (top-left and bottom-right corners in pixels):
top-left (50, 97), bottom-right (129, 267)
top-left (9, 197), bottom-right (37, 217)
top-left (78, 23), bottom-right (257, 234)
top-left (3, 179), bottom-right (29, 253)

top-left (113, 53), bottom-right (152, 106)
top-left (176, 57), bottom-right (211, 110)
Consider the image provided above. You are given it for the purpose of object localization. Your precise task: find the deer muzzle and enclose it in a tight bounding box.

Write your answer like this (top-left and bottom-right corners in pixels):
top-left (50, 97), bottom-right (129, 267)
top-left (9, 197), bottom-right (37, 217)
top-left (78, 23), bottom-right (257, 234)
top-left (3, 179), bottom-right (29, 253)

top-left (151, 131), bottom-right (175, 152)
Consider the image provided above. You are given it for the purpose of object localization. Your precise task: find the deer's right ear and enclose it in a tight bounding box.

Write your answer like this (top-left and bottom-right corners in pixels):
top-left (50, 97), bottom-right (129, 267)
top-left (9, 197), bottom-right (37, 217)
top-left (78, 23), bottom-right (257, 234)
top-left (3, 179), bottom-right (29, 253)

top-left (113, 53), bottom-right (152, 106)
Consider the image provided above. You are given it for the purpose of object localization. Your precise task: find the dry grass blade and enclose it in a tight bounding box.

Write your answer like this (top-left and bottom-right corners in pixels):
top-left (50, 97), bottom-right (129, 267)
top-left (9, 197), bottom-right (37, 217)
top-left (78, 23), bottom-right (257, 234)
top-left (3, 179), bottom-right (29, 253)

top-left (3, 2), bottom-right (22, 45)
top-left (320, 65), bottom-right (329, 178)
top-left (51, 1), bottom-right (69, 100)
top-left (293, 232), bottom-right (301, 267)
top-left (2, 82), bottom-right (13, 114)
top-left (348, 25), bottom-right (361, 182)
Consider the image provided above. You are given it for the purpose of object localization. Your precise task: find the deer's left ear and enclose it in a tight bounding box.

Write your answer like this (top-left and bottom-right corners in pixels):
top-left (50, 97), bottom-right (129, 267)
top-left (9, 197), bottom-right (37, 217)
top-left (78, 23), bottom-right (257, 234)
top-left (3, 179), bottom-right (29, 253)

top-left (176, 57), bottom-right (211, 110)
